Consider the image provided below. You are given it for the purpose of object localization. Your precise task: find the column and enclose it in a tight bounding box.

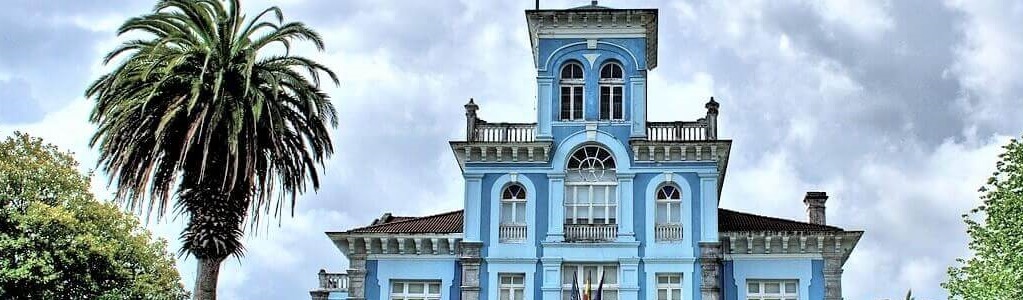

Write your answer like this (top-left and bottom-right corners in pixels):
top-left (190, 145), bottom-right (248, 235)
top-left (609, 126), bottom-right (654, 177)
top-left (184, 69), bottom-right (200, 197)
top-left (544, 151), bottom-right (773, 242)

top-left (541, 258), bottom-right (564, 300)
top-left (464, 174), bottom-right (484, 242)
top-left (699, 242), bottom-right (721, 300)
top-left (629, 76), bottom-right (647, 139)
top-left (698, 173), bottom-right (719, 242)
top-left (824, 238), bottom-right (844, 300)
top-left (619, 258), bottom-right (640, 300)
top-left (460, 241), bottom-right (484, 300)
top-left (546, 173), bottom-right (565, 242)
top-left (347, 254), bottom-right (367, 300)
top-left (537, 77), bottom-right (554, 140)
top-left (616, 173), bottom-right (636, 242)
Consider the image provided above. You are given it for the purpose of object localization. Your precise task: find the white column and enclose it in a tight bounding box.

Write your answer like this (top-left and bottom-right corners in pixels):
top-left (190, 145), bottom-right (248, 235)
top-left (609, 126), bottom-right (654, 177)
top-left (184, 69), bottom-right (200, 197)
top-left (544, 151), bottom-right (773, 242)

top-left (629, 76), bottom-right (647, 138)
top-left (698, 172), bottom-right (719, 242)
top-left (546, 173), bottom-right (565, 242)
top-left (617, 173), bottom-right (636, 242)
top-left (537, 77), bottom-right (554, 140)
top-left (464, 174), bottom-right (484, 242)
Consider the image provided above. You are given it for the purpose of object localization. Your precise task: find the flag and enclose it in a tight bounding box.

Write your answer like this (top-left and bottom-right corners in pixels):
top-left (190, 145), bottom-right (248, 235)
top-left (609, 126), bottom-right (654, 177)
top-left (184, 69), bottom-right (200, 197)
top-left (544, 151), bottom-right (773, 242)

top-left (583, 273), bottom-right (591, 300)
top-left (569, 273), bottom-right (580, 300)
top-left (593, 272), bottom-right (605, 300)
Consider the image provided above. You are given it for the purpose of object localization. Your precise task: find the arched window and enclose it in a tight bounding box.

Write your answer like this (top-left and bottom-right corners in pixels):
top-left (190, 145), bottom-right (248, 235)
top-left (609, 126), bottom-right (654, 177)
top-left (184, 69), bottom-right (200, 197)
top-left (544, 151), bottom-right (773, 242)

top-left (560, 62), bottom-right (585, 121)
top-left (655, 184), bottom-right (683, 242)
top-left (599, 62), bottom-right (624, 120)
top-left (564, 145), bottom-right (618, 241)
top-left (500, 183), bottom-right (527, 242)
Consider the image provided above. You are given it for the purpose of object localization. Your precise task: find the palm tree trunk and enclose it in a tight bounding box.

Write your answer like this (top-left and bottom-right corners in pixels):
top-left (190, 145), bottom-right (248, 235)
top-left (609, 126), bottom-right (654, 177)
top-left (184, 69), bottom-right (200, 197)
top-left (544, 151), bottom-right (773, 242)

top-left (194, 257), bottom-right (224, 300)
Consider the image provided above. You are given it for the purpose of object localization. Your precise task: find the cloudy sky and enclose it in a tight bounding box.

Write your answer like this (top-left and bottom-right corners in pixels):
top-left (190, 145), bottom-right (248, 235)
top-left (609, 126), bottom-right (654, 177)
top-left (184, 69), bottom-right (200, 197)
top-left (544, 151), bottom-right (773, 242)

top-left (2, 0), bottom-right (1022, 299)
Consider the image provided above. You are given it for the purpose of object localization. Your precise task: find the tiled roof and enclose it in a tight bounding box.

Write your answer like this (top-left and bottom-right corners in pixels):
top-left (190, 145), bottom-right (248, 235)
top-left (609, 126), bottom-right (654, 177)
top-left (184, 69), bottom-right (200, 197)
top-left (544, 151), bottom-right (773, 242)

top-left (347, 210), bottom-right (464, 234)
top-left (718, 208), bottom-right (843, 232)
top-left (343, 208), bottom-right (844, 234)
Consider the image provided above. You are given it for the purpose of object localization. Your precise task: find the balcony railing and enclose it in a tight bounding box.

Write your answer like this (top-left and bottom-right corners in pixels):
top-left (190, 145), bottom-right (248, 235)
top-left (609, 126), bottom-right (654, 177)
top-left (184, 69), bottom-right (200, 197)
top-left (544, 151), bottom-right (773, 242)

top-left (317, 270), bottom-right (349, 291)
top-left (499, 223), bottom-right (527, 242)
top-left (564, 224), bottom-right (617, 242)
top-left (655, 224), bottom-right (683, 242)
top-left (646, 121), bottom-right (710, 141)
top-left (470, 122), bottom-right (537, 143)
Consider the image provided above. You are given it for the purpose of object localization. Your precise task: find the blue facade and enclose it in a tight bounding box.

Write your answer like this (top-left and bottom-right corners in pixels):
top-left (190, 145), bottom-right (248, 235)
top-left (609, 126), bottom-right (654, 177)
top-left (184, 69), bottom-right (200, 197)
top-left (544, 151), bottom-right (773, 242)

top-left (315, 5), bottom-right (859, 300)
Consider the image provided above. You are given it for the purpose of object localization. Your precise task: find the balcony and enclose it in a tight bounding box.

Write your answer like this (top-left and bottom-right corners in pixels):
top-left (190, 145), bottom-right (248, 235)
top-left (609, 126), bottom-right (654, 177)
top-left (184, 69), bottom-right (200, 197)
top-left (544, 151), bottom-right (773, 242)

top-left (565, 224), bottom-right (617, 242)
top-left (654, 224), bottom-right (683, 242)
top-left (499, 223), bottom-right (527, 242)
top-left (316, 270), bottom-right (348, 291)
top-left (470, 122), bottom-right (537, 143)
top-left (645, 121), bottom-right (709, 141)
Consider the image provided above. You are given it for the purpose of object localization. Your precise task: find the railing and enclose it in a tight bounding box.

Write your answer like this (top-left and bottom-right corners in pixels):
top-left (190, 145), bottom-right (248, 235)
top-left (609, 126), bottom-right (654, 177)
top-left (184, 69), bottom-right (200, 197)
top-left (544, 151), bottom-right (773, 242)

top-left (646, 121), bottom-right (709, 141)
top-left (471, 122), bottom-right (536, 143)
top-left (317, 270), bottom-right (349, 291)
top-left (499, 223), bottom-right (527, 242)
top-left (654, 224), bottom-right (683, 242)
top-left (564, 224), bottom-right (617, 242)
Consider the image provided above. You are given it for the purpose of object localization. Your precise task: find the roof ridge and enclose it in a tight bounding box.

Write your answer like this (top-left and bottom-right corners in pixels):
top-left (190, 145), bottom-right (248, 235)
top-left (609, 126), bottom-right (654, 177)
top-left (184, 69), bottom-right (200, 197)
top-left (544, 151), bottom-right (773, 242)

top-left (347, 209), bottom-right (464, 233)
top-left (718, 207), bottom-right (844, 231)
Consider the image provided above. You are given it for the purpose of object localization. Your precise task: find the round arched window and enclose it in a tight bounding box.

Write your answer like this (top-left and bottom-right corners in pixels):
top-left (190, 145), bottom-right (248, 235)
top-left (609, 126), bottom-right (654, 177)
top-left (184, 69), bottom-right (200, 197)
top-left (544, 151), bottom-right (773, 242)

top-left (566, 145), bottom-right (617, 182)
top-left (564, 145), bottom-right (618, 229)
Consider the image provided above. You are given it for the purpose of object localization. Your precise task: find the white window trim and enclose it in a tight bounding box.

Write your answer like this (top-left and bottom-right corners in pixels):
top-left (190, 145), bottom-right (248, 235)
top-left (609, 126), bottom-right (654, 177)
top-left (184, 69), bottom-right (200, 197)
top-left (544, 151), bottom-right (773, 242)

top-left (564, 184), bottom-right (618, 224)
top-left (390, 281), bottom-right (442, 300)
top-left (561, 264), bottom-right (620, 295)
top-left (501, 185), bottom-right (527, 224)
top-left (655, 273), bottom-right (683, 300)
top-left (746, 279), bottom-right (798, 300)
top-left (655, 185), bottom-right (682, 225)
top-left (499, 274), bottom-right (526, 300)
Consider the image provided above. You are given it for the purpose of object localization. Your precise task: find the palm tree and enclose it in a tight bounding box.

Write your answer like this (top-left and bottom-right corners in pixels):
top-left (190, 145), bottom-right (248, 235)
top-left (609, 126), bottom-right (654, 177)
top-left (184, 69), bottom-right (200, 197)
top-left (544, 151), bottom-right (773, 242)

top-left (86, 0), bottom-right (338, 298)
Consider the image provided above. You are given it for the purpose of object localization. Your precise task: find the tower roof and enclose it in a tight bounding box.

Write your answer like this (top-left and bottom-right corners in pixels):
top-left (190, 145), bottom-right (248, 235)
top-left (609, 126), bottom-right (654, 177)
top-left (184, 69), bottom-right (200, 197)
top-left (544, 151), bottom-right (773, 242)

top-left (525, 6), bottom-right (659, 70)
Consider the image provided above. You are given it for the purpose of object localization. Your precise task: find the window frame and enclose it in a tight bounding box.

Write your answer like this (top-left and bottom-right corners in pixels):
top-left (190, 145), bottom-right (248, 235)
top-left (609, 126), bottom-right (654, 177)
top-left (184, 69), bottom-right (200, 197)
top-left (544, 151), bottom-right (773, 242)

top-left (655, 273), bottom-right (683, 300)
top-left (500, 184), bottom-right (527, 225)
top-left (598, 62), bottom-right (625, 121)
top-left (561, 264), bottom-right (619, 300)
top-left (746, 279), bottom-right (798, 300)
top-left (560, 62), bottom-right (585, 121)
top-left (564, 145), bottom-right (618, 225)
top-left (499, 273), bottom-right (526, 300)
top-left (655, 184), bottom-right (682, 225)
top-left (390, 280), bottom-right (442, 300)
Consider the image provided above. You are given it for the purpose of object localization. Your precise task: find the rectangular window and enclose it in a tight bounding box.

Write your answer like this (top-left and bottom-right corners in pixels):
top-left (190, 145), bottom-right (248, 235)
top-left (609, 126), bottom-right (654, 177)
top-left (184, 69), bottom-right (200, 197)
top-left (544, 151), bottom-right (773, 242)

top-left (746, 280), bottom-right (797, 300)
top-left (656, 274), bottom-right (683, 300)
top-left (561, 86), bottom-right (584, 121)
top-left (564, 184), bottom-right (617, 225)
top-left (561, 264), bottom-right (618, 300)
top-left (499, 274), bottom-right (525, 300)
top-left (391, 281), bottom-right (441, 300)
top-left (599, 86), bottom-right (624, 120)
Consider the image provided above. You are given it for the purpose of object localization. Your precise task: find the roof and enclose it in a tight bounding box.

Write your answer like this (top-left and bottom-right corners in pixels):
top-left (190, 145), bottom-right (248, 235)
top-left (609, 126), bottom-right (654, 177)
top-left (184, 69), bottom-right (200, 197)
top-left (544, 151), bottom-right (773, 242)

top-left (340, 208), bottom-right (844, 234)
top-left (345, 210), bottom-right (464, 234)
top-left (718, 208), bottom-right (843, 232)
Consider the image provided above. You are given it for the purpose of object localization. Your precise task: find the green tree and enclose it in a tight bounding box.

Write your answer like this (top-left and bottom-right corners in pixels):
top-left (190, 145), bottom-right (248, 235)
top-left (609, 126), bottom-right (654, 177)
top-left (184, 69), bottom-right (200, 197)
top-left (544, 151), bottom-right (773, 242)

top-left (85, 0), bottom-right (338, 298)
top-left (944, 137), bottom-right (1023, 299)
top-left (0, 132), bottom-right (188, 299)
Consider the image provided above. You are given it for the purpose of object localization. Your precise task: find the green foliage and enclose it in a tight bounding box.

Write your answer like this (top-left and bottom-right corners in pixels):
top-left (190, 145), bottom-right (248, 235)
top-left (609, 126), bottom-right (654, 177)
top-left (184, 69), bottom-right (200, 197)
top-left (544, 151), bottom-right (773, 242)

top-left (86, 0), bottom-right (338, 262)
top-left (944, 137), bottom-right (1023, 299)
top-left (0, 132), bottom-right (188, 299)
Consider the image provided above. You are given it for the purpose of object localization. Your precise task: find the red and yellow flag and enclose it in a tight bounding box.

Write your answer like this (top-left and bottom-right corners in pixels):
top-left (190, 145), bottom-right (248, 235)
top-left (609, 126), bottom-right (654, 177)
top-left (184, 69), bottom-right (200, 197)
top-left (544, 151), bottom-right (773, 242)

top-left (583, 275), bottom-right (591, 300)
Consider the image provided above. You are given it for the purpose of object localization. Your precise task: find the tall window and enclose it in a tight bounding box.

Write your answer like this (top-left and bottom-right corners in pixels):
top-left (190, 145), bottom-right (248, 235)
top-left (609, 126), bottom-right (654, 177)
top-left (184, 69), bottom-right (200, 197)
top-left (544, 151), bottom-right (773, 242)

top-left (499, 274), bottom-right (525, 300)
top-left (564, 145), bottom-right (617, 241)
top-left (656, 273), bottom-right (683, 300)
top-left (654, 184), bottom-right (683, 241)
top-left (746, 280), bottom-right (797, 300)
top-left (391, 281), bottom-right (441, 300)
top-left (560, 62), bottom-right (585, 121)
top-left (561, 264), bottom-right (618, 300)
top-left (598, 62), bottom-right (624, 120)
top-left (500, 184), bottom-right (527, 242)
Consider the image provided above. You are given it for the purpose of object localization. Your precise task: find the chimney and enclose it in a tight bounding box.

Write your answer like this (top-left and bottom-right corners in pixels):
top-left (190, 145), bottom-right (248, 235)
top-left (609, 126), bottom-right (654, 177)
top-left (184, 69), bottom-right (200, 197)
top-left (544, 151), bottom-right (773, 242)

top-left (803, 192), bottom-right (828, 225)
top-left (464, 98), bottom-right (479, 141)
top-left (704, 97), bottom-right (719, 140)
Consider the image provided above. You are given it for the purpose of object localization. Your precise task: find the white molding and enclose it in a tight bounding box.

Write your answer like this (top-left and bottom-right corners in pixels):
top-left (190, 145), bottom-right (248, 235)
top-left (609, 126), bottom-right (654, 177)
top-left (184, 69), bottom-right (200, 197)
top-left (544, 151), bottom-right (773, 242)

top-left (725, 253), bottom-right (824, 260)
top-left (485, 257), bottom-right (541, 264)
top-left (642, 257), bottom-right (697, 264)
top-left (366, 254), bottom-right (458, 261)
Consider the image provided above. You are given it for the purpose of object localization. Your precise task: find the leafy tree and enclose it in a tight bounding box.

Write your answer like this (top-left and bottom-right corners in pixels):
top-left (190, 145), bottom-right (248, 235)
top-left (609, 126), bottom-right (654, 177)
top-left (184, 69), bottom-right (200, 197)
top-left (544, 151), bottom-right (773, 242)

top-left (0, 132), bottom-right (188, 299)
top-left (944, 137), bottom-right (1023, 299)
top-left (85, 0), bottom-right (338, 298)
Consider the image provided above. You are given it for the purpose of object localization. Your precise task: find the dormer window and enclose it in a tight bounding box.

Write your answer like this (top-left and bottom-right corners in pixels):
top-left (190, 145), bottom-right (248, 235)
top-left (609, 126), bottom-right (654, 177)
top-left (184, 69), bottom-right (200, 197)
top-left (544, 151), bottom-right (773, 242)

top-left (598, 62), bottom-right (624, 121)
top-left (560, 62), bottom-right (585, 121)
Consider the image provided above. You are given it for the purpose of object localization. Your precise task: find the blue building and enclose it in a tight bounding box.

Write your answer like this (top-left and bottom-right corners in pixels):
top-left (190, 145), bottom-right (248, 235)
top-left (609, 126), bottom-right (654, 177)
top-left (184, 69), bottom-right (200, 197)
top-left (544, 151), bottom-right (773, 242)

top-left (310, 3), bottom-right (862, 300)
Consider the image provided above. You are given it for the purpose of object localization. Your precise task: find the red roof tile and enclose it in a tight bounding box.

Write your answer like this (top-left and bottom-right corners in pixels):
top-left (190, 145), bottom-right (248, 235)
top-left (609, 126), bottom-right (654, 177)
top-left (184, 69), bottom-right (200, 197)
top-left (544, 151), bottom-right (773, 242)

top-left (343, 209), bottom-right (844, 234)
